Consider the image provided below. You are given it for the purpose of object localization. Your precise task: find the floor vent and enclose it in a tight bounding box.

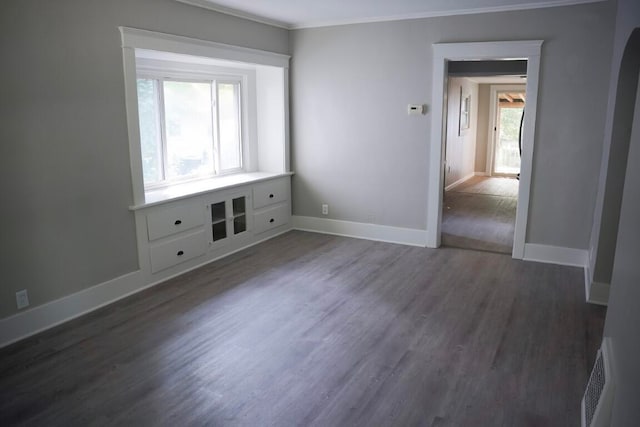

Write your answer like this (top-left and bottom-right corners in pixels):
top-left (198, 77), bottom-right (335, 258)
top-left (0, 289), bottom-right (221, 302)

top-left (582, 337), bottom-right (615, 427)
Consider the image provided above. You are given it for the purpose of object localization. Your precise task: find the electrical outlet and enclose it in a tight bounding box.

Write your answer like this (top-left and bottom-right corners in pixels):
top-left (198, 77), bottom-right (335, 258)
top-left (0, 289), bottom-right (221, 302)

top-left (16, 289), bottom-right (29, 310)
top-left (322, 204), bottom-right (329, 215)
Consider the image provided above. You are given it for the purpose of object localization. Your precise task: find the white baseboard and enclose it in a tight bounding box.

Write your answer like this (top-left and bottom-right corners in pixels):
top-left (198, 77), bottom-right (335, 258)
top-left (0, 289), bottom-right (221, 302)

top-left (292, 216), bottom-right (427, 247)
top-left (0, 270), bottom-right (143, 348)
top-left (523, 244), bottom-right (609, 305)
top-left (522, 243), bottom-right (588, 267)
top-left (444, 173), bottom-right (475, 191)
top-left (474, 172), bottom-right (489, 176)
top-left (0, 228), bottom-right (292, 349)
top-left (583, 265), bottom-right (610, 306)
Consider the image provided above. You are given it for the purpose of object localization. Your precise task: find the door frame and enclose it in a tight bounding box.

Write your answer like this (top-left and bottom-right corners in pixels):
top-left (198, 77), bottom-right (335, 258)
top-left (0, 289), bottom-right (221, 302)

top-left (486, 84), bottom-right (527, 177)
top-left (426, 40), bottom-right (543, 259)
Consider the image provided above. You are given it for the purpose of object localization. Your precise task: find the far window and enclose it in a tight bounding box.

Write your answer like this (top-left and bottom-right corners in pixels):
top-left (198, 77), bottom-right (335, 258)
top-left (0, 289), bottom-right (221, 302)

top-left (136, 77), bottom-right (242, 188)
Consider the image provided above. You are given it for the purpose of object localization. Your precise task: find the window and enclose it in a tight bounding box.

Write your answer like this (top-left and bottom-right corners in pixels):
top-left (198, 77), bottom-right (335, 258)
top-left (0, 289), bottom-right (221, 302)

top-left (120, 28), bottom-right (290, 205)
top-left (136, 75), bottom-right (243, 188)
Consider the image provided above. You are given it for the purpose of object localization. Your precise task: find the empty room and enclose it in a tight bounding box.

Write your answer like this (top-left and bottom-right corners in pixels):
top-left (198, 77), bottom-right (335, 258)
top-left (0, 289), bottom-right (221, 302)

top-left (1, 0), bottom-right (639, 426)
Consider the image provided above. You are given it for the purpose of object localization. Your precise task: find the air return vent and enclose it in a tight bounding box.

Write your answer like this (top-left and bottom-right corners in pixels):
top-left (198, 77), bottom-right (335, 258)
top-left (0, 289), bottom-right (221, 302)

top-left (582, 338), bottom-right (615, 427)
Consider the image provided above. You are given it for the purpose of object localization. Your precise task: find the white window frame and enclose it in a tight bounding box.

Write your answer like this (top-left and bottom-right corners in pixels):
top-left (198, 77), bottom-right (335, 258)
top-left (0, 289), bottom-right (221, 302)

top-left (137, 68), bottom-right (246, 190)
top-left (119, 27), bottom-right (290, 206)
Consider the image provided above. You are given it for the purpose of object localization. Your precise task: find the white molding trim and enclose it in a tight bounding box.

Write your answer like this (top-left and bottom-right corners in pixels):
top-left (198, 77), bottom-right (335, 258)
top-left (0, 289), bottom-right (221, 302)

top-left (0, 271), bottom-right (142, 349)
top-left (176, 0), bottom-right (290, 29)
top-left (0, 228), bottom-right (292, 349)
top-left (119, 27), bottom-right (290, 68)
top-left (174, 0), bottom-right (606, 30)
top-left (474, 172), bottom-right (490, 177)
top-left (523, 243), bottom-right (587, 267)
top-left (426, 40), bottom-right (543, 261)
top-left (289, 0), bottom-right (605, 29)
top-left (293, 216), bottom-right (428, 247)
top-left (444, 173), bottom-right (475, 191)
top-left (584, 265), bottom-right (610, 306)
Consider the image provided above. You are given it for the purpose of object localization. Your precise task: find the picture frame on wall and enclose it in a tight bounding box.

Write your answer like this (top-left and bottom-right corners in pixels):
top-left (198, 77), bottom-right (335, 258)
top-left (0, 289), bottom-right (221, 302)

top-left (459, 90), bottom-right (470, 135)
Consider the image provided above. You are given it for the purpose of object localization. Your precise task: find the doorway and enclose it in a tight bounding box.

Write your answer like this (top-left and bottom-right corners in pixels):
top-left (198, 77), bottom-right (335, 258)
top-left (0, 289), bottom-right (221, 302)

top-left (491, 88), bottom-right (525, 176)
top-left (441, 77), bottom-right (524, 254)
top-left (426, 41), bottom-right (543, 259)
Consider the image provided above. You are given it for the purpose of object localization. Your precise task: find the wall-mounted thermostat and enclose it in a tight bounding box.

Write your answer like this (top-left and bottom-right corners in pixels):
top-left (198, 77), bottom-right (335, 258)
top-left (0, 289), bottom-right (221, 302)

top-left (407, 104), bottom-right (425, 115)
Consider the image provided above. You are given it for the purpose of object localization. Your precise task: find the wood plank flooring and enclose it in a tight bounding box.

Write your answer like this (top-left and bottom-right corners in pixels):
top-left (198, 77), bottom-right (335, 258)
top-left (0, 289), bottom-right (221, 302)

top-left (0, 231), bottom-right (605, 426)
top-left (443, 177), bottom-right (519, 254)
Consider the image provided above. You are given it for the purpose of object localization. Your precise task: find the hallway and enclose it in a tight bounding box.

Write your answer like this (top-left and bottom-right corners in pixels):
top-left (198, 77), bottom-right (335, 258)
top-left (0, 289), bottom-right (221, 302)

top-left (442, 176), bottom-right (518, 254)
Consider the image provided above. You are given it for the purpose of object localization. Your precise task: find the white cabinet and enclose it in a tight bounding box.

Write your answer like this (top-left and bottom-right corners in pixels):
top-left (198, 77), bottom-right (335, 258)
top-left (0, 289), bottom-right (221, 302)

top-left (147, 202), bottom-right (204, 241)
top-left (253, 178), bottom-right (289, 209)
top-left (134, 174), bottom-right (291, 279)
top-left (254, 204), bottom-right (290, 234)
top-left (208, 191), bottom-right (251, 249)
top-left (252, 177), bottom-right (291, 235)
top-left (149, 230), bottom-right (207, 273)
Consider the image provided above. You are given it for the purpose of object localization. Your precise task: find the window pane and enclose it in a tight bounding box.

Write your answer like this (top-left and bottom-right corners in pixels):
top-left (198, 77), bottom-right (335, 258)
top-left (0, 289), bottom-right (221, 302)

top-left (217, 83), bottom-right (242, 171)
top-left (495, 106), bottom-right (523, 175)
top-left (136, 79), bottom-right (162, 186)
top-left (163, 81), bottom-right (214, 181)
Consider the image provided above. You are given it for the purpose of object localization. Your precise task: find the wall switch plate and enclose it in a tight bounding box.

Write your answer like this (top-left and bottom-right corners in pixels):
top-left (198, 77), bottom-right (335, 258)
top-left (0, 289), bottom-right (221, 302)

top-left (16, 289), bottom-right (29, 310)
top-left (322, 204), bottom-right (329, 215)
top-left (407, 104), bottom-right (425, 115)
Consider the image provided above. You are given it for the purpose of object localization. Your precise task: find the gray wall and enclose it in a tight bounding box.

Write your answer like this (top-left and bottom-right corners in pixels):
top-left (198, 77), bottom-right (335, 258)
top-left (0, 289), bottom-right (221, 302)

top-left (588, 0), bottom-right (640, 286)
top-left (600, 0), bottom-right (640, 425)
top-left (606, 69), bottom-right (640, 427)
top-left (444, 77), bottom-right (478, 187)
top-left (290, 3), bottom-right (615, 240)
top-left (0, 0), bottom-right (289, 319)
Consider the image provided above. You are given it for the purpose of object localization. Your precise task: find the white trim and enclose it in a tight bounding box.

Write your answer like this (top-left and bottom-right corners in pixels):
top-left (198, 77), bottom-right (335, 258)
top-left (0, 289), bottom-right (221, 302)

top-left (444, 172), bottom-right (475, 191)
top-left (0, 228), bottom-right (293, 349)
top-left (522, 243), bottom-right (587, 267)
top-left (292, 216), bottom-right (428, 247)
top-left (175, 0), bottom-right (606, 30)
top-left (584, 265), bottom-right (610, 306)
top-left (119, 27), bottom-right (291, 207)
top-left (290, 0), bottom-right (605, 29)
top-left (175, 0), bottom-right (290, 29)
top-left (474, 172), bottom-right (490, 177)
top-left (119, 27), bottom-right (290, 68)
top-left (0, 271), bottom-right (141, 349)
top-left (426, 40), bottom-right (543, 262)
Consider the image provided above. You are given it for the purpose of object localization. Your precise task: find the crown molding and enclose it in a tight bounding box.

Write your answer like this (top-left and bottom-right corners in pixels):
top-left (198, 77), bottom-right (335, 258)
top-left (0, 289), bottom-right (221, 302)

top-left (176, 0), bottom-right (290, 29)
top-left (175, 0), bottom-right (606, 30)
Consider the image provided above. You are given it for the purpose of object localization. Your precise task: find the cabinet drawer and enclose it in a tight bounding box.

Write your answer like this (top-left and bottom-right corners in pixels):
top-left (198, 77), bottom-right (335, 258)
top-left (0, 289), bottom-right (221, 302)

top-left (254, 204), bottom-right (290, 234)
top-left (253, 178), bottom-right (289, 209)
top-left (147, 203), bottom-right (204, 241)
top-left (149, 230), bottom-right (207, 273)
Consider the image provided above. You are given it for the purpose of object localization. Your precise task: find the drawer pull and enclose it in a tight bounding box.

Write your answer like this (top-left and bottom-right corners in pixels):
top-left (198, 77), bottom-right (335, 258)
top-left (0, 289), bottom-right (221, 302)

top-left (269, 218), bottom-right (275, 223)
top-left (174, 219), bottom-right (182, 225)
top-left (177, 250), bottom-right (184, 256)
top-left (269, 193), bottom-right (274, 198)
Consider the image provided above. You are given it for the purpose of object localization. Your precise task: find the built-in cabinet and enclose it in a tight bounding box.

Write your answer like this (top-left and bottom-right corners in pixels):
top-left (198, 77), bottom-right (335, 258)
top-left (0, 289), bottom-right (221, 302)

top-left (133, 174), bottom-right (291, 281)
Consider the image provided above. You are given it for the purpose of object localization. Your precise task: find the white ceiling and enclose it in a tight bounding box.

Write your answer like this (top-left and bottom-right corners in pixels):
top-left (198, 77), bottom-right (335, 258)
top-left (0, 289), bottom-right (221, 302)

top-left (177, 0), bottom-right (605, 29)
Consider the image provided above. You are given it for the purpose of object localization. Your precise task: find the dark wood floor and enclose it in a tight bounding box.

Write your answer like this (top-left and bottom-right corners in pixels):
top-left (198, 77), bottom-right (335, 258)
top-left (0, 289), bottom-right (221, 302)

top-left (443, 177), bottom-right (519, 254)
top-left (0, 231), bottom-right (605, 426)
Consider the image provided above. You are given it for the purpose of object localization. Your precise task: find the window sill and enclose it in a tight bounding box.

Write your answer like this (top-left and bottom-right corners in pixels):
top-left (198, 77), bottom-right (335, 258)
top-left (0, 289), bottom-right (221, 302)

top-left (129, 171), bottom-right (293, 210)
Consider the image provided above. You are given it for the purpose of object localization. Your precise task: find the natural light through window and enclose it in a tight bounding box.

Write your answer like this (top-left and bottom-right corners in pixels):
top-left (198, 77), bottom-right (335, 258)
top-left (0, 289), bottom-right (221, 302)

top-left (136, 77), bottom-right (242, 189)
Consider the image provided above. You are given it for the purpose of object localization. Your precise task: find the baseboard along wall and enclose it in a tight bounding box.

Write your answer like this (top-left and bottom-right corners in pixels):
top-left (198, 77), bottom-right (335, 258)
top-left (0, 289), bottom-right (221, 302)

top-left (1, 220), bottom-right (603, 348)
top-left (0, 229), bottom-right (292, 349)
top-left (292, 216), bottom-right (428, 247)
top-left (444, 173), bottom-right (476, 191)
top-left (523, 243), bottom-right (607, 306)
